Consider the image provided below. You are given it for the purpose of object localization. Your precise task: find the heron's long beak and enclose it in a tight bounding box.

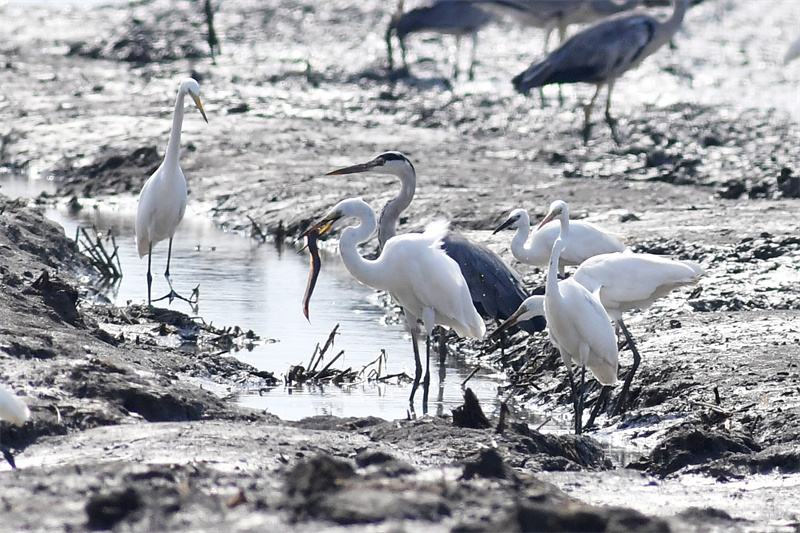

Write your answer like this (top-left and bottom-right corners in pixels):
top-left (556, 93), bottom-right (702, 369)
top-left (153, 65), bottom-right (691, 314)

top-left (489, 296), bottom-right (545, 341)
top-left (326, 159), bottom-right (380, 176)
top-left (493, 217), bottom-right (515, 235)
top-left (490, 306), bottom-right (526, 341)
top-left (537, 211), bottom-right (557, 230)
top-left (190, 92), bottom-right (209, 123)
top-left (298, 217), bottom-right (336, 243)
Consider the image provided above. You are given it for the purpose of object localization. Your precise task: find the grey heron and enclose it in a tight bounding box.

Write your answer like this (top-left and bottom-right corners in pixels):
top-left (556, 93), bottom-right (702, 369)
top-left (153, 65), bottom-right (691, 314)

top-left (135, 78), bottom-right (207, 306)
top-left (387, 0), bottom-right (494, 80)
top-left (301, 198), bottom-right (485, 415)
top-left (512, 0), bottom-right (690, 143)
top-left (327, 152), bottom-right (546, 335)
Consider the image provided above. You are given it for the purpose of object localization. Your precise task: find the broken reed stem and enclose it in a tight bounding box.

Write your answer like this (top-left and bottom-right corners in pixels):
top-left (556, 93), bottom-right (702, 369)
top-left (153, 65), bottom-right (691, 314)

top-left (461, 366), bottom-right (480, 388)
top-left (319, 324), bottom-right (339, 358)
top-left (316, 349), bottom-right (345, 379)
top-left (77, 226), bottom-right (122, 279)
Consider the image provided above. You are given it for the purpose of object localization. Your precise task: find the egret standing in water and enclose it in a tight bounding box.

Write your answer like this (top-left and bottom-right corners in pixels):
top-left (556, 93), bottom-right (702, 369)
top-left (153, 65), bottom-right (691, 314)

top-left (0, 383), bottom-right (30, 468)
top-left (493, 207), bottom-right (625, 275)
top-left (301, 198), bottom-right (485, 414)
top-left (136, 78), bottom-right (208, 306)
top-left (493, 200), bottom-right (617, 434)
top-left (326, 152), bottom-right (544, 334)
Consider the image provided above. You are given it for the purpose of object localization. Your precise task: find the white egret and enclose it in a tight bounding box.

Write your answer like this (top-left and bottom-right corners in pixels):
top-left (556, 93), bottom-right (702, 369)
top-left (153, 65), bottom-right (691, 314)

top-left (301, 197), bottom-right (485, 414)
top-left (785, 35), bottom-right (800, 65)
top-left (135, 77), bottom-right (208, 306)
top-left (326, 152), bottom-right (545, 334)
top-left (493, 207), bottom-right (625, 275)
top-left (1, 383), bottom-right (30, 468)
top-left (573, 251), bottom-right (704, 419)
top-left (512, 0), bottom-right (690, 142)
top-left (494, 200), bottom-right (618, 434)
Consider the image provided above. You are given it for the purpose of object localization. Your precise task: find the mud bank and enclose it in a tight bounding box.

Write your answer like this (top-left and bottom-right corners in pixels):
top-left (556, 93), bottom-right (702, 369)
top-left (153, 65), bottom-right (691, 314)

top-left (1, 0), bottom-right (799, 530)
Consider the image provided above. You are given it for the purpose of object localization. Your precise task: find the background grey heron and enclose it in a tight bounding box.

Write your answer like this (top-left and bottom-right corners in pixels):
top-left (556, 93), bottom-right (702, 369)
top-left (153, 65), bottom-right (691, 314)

top-left (512, 0), bottom-right (690, 143)
top-left (387, 0), bottom-right (494, 80)
top-left (301, 198), bottom-right (485, 415)
top-left (327, 152), bottom-right (546, 335)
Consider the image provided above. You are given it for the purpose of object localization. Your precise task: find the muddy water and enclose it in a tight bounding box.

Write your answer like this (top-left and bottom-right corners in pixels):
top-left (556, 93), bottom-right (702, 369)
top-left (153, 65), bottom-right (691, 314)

top-left (1, 172), bottom-right (506, 420)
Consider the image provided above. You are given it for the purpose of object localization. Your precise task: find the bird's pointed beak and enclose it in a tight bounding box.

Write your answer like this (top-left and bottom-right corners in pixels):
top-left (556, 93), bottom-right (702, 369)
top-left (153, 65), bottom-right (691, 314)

top-left (493, 217), bottom-right (515, 235)
top-left (190, 92), bottom-right (209, 123)
top-left (537, 211), bottom-right (557, 230)
top-left (298, 217), bottom-right (336, 243)
top-left (489, 305), bottom-right (526, 341)
top-left (326, 159), bottom-right (380, 176)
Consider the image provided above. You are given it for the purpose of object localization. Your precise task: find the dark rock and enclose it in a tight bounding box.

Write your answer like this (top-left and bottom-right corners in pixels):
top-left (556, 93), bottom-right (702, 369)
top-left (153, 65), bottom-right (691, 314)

top-left (85, 487), bottom-right (142, 530)
top-left (717, 179), bottom-right (746, 199)
top-left (452, 388), bottom-right (492, 429)
top-left (500, 501), bottom-right (671, 533)
top-left (462, 448), bottom-right (514, 480)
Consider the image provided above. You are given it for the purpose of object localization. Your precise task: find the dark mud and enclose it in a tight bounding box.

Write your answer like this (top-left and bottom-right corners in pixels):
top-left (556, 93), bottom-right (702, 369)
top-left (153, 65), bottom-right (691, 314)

top-left (1, 0), bottom-right (800, 530)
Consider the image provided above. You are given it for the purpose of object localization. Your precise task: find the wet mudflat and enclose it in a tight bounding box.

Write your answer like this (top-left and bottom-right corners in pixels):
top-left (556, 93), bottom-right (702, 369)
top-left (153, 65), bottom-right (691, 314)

top-left (1, 0), bottom-right (800, 530)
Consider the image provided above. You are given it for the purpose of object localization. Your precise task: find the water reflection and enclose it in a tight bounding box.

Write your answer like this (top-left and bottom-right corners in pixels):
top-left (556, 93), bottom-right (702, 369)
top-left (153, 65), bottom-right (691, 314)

top-left (1, 172), bottom-right (506, 420)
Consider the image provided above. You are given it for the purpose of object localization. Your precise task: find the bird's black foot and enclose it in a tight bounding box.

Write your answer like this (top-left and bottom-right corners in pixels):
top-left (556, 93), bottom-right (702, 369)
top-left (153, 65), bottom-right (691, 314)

top-left (151, 285), bottom-right (200, 309)
top-left (606, 113), bottom-right (621, 145)
top-left (1, 444), bottom-right (17, 469)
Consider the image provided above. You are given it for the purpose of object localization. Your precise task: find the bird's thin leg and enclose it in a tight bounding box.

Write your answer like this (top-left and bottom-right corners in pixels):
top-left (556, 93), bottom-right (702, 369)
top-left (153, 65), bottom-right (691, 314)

top-left (575, 365), bottom-right (587, 435)
top-left (146, 242), bottom-right (153, 306)
top-left (583, 84), bottom-right (602, 144)
top-left (1, 443), bottom-right (16, 469)
top-left (164, 237), bottom-right (176, 302)
top-left (612, 319), bottom-right (641, 417)
top-left (400, 37), bottom-right (408, 72)
top-left (584, 385), bottom-right (612, 432)
top-left (557, 25), bottom-right (566, 106)
top-left (408, 326), bottom-right (423, 415)
top-left (452, 35), bottom-right (461, 81)
top-left (422, 334), bottom-right (431, 415)
top-left (604, 80), bottom-right (620, 145)
top-left (152, 238), bottom-right (197, 306)
top-left (468, 32), bottom-right (478, 81)
top-left (566, 367), bottom-right (580, 434)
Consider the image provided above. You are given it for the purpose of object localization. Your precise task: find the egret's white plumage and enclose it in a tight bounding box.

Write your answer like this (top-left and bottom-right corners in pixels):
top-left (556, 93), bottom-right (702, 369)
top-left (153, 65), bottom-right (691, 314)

top-left (785, 35), bottom-right (800, 65)
top-left (497, 200), bottom-right (617, 433)
top-left (494, 207), bottom-right (625, 275)
top-left (304, 197), bottom-right (484, 412)
top-left (135, 77), bottom-right (207, 305)
top-left (0, 384), bottom-right (29, 426)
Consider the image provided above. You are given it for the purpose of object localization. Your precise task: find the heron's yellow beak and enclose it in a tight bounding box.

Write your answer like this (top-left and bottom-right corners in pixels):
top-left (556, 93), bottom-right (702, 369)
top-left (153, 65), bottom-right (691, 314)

top-left (190, 92), bottom-right (209, 123)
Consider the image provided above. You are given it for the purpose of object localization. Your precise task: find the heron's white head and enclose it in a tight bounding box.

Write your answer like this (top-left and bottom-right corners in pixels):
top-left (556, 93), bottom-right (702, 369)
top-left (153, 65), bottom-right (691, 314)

top-left (179, 78), bottom-right (208, 123)
top-left (493, 208), bottom-right (527, 234)
top-left (327, 151), bottom-right (415, 178)
top-left (537, 200), bottom-right (568, 230)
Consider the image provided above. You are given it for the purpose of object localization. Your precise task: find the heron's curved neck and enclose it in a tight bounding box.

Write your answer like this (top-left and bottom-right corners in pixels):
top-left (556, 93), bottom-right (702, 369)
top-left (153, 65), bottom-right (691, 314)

top-left (660, 0), bottom-right (689, 42)
top-left (339, 207), bottom-right (385, 289)
top-left (595, 0), bottom-right (641, 16)
top-left (378, 166), bottom-right (416, 249)
top-left (164, 90), bottom-right (187, 171)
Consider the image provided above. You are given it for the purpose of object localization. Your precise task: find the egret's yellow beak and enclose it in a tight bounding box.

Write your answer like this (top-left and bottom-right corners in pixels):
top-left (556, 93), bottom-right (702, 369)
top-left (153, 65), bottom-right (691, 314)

top-left (190, 92), bottom-right (209, 123)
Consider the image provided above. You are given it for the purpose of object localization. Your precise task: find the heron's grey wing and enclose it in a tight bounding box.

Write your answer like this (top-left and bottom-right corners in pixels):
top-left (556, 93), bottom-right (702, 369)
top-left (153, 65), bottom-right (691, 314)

top-left (513, 13), bottom-right (656, 91)
top-left (442, 233), bottom-right (546, 334)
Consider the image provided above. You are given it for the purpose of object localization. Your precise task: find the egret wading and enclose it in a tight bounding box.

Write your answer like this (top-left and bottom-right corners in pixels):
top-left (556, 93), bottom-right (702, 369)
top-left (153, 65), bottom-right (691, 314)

top-left (135, 78), bottom-right (208, 306)
top-left (387, 0), bottom-right (493, 80)
top-left (301, 198), bottom-right (485, 414)
top-left (0, 383), bottom-right (30, 468)
top-left (493, 207), bottom-right (625, 275)
top-left (573, 251), bottom-right (703, 421)
top-left (327, 152), bottom-right (545, 334)
top-left (512, 0), bottom-right (690, 143)
top-left (493, 200), bottom-right (618, 434)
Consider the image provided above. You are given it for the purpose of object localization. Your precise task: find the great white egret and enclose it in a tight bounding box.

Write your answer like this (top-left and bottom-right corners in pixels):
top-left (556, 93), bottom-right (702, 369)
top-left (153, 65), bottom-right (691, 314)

top-left (494, 200), bottom-right (618, 433)
top-left (512, 0), bottom-right (690, 142)
top-left (493, 207), bottom-right (625, 275)
top-left (573, 251), bottom-right (704, 419)
top-left (301, 197), bottom-right (485, 414)
top-left (326, 152), bottom-right (544, 334)
top-left (0, 383), bottom-right (30, 468)
top-left (135, 77), bottom-right (208, 306)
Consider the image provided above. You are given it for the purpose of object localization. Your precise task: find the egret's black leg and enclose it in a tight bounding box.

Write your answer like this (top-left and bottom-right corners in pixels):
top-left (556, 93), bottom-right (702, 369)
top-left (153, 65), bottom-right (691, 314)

top-left (566, 369), bottom-right (580, 434)
top-left (164, 237), bottom-right (176, 302)
top-left (422, 334), bottom-right (431, 415)
top-left (612, 320), bottom-right (641, 417)
top-left (408, 327), bottom-right (423, 415)
top-left (575, 366), bottom-right (586, 435)
top-left (1, 444), bottom-right (16, 469)
top-left (584, 385), bottom-right (612, 432)
top-left (152, 238), bottom-right (197, 306)
top-left (146, 242), bottom-right (153, 306)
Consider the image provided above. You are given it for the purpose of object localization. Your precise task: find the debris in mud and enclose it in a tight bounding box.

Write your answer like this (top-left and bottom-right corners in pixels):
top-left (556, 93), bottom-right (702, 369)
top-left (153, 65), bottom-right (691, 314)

top-left (57, 146), bottom-right (161, 198)
top-left (461, 448), bottom-right (516, 480)
top-left (452, 388), bottom-right (492, 429)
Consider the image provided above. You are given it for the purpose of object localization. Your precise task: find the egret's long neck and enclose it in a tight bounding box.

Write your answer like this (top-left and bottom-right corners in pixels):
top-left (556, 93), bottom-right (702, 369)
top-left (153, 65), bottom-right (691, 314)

top-left (339, 207), bottom-right (385, 289)
top-left (510, 212), bottom-right (531, 263)
top-left (378, 166), bottom-right (416, 249)
top-left (164, 90), bottom-right (187, 171)
top-left (546, 216), bottom-right (569, 294)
